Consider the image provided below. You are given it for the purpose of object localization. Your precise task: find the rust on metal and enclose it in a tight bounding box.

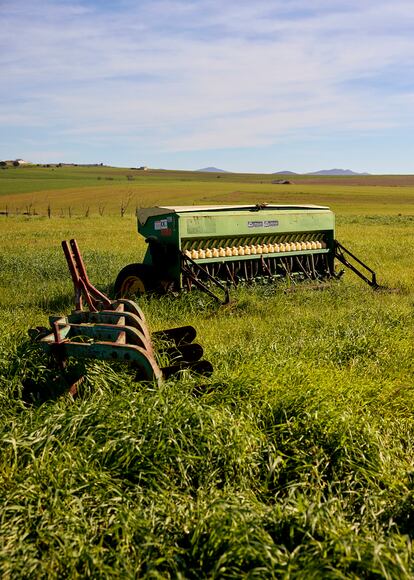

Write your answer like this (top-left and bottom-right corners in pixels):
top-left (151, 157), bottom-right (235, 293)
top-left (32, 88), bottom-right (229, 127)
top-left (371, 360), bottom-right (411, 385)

top-left (29, 239), bottom-right (213, 398)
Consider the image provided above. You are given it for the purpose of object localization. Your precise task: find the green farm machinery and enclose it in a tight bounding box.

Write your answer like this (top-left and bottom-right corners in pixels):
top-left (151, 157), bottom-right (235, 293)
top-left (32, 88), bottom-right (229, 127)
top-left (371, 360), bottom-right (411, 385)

top-left (29, 239), bottom-right (212, 397)
top-left (114, 204), bottom-right (378, 301)
top-left (26, 204), bottom-right (379, 398)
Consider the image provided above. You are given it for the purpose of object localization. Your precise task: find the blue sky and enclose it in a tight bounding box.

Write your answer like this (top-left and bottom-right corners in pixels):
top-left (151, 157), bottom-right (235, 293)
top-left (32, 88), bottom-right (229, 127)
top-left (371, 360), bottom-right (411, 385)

top-left (1, 0), bottom-right (414, 173)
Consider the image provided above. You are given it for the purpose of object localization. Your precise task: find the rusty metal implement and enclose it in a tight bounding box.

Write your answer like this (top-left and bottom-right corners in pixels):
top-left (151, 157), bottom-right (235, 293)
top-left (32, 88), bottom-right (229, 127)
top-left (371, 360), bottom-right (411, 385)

top-left (30, 239), bottom-right (213, 395)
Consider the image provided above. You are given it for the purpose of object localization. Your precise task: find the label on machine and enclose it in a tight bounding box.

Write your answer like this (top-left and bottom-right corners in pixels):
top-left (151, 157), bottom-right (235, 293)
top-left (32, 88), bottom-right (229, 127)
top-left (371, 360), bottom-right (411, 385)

top-left (154, 218), bottom-right (170, 230)
top-left (248, 220), bottom-right (279, 228)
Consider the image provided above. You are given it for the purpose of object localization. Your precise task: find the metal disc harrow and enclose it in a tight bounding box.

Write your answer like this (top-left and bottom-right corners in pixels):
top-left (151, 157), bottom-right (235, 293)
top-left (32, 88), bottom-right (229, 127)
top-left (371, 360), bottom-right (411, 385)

top-left (30, 239), bottom-right (213, 396)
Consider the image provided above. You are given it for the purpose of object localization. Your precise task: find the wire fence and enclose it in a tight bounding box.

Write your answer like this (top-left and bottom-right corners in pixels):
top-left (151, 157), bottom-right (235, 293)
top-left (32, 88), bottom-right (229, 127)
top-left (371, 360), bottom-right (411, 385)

top-left (0, 197), bottom-right (141, 218)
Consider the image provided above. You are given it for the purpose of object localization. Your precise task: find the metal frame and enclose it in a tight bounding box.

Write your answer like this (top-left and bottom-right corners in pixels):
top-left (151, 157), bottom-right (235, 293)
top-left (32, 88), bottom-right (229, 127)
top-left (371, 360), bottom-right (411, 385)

top-left (334, 240), bottom-right (379, 289)
top-left (31, 239), bottom-right (213, 396)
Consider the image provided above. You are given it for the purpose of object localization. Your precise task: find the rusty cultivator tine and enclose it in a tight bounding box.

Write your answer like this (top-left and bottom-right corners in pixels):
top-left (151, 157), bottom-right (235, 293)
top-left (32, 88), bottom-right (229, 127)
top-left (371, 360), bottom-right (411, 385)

top-left (62, 239), bottom-right (112, 311)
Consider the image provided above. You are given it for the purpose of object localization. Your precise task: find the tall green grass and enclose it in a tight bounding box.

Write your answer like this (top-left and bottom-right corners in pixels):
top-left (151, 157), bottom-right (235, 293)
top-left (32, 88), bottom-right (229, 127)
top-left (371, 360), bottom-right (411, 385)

top-left (0, 183), bottom-right (414, 577)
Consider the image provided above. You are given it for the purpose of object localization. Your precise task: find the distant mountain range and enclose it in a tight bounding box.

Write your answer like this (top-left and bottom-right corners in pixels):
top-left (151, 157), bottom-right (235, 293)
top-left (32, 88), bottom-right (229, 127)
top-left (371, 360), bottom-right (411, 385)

top-left (274, 168), bottom-right (369, 176)
top-left (196, 167), bottom-right (369, 175)
top-left (196, 167), bottom-right (228, 173)
top-left (309, 168), bottom-right (370, 176)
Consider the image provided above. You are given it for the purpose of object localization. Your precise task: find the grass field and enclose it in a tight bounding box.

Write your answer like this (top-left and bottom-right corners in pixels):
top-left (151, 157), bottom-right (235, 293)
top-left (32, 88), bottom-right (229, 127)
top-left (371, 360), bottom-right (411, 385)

top-left (1, 166), bottom-right (414, 578)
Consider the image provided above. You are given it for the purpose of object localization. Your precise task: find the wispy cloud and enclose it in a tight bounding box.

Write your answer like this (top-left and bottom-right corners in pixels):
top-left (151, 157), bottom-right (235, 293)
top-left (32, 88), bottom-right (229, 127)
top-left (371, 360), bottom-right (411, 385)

top-left (1, 0), bottom-right (414, 166)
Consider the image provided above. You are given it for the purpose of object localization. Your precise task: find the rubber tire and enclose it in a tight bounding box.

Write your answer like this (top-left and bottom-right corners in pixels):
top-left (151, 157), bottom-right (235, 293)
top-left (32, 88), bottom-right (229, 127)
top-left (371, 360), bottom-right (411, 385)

top-left (114, 263), bottom-right (158, 298)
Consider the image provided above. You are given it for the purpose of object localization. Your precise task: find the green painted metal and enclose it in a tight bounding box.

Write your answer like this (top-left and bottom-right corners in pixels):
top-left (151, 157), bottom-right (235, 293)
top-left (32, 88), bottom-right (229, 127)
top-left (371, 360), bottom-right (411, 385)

top-left (39, 309), bottom-right (163, 384)
top-left (28, 239), bottom-right (214, 400)
top-left (136, 204), bottom-right (335, 287)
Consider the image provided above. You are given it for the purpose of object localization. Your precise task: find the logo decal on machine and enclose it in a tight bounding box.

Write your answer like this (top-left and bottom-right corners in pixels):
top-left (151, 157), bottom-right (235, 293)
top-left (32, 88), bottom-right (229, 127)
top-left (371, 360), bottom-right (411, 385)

top-left (248, 220), bottom-right (279, 228)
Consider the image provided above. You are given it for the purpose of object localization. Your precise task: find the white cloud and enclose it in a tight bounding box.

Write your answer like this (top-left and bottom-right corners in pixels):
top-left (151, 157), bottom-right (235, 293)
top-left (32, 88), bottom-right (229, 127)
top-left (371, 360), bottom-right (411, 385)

top-left (1, 0), bottom-right (414, 156)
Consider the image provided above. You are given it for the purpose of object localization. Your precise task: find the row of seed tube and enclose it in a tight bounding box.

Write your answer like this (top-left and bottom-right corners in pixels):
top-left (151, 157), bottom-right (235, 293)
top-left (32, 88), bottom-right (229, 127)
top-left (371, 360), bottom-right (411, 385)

top-left (185, 241), bottom-right (326, 260)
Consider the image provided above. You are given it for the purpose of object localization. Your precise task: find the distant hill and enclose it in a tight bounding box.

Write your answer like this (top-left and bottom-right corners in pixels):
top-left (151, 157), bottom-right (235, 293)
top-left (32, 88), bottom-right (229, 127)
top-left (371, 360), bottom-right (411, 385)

top-left (306, 168), bottom-right (369, 176)
top-left (272, 168), bottom-right (369, 176)
top-left (196, 167), bottom-right (228, 173)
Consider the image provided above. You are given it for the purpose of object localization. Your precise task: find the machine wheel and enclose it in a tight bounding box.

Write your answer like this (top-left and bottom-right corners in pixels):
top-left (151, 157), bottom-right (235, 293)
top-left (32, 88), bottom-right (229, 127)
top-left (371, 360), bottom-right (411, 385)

top-left (114, 264), bottom-right (158, 298)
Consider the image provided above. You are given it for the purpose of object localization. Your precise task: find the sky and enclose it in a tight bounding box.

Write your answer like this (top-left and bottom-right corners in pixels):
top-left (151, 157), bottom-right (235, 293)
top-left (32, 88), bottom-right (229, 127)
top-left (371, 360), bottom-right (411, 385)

top-left (1, 0), bottom-right (414, 173)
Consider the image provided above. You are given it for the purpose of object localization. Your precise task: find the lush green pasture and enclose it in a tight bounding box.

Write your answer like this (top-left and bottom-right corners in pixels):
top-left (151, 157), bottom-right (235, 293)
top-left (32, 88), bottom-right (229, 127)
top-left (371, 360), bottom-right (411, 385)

top-left (2, 165), bottom-right (414, 217)
top-left (0, 168), bottom-right (414, 578)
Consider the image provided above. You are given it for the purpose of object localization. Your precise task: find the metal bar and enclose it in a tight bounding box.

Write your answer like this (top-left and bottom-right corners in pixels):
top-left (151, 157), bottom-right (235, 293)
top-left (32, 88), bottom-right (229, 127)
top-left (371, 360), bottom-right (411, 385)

top-left (334, 240), bottom-right (379, 288)
top-left (225, 263), bottom-right (236, 285)
top-left (69, 239), bottom-right (91, 285)
top-left (51, 341), bottom-right (163, 384)
top-left (181, 253), bottom-right (230, 304)
top-left (77, 277), bottom-right (98, 312)
top-left (260, 256), bottom-right (272, 277)
top-left (86, 310), bottom-right (152, 344)
top-left (113, 299), bottom-right (147, 322)
top-left (52, 322), bottom-right (149, 349)
top-left (52, 321), bottom-right (62, 344)
top-left (62, 240), bottom-right (99, 311)
top-left (182, 264), bottom-right (229, 303)
top-left (61, 240), bottom-right (83, 310)
top-left (69, 239), bottom-right (112, 308)
top-left (294, 256), bottom-right (312, 280)
top-left (310, 253), bottom-right (317, 279)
